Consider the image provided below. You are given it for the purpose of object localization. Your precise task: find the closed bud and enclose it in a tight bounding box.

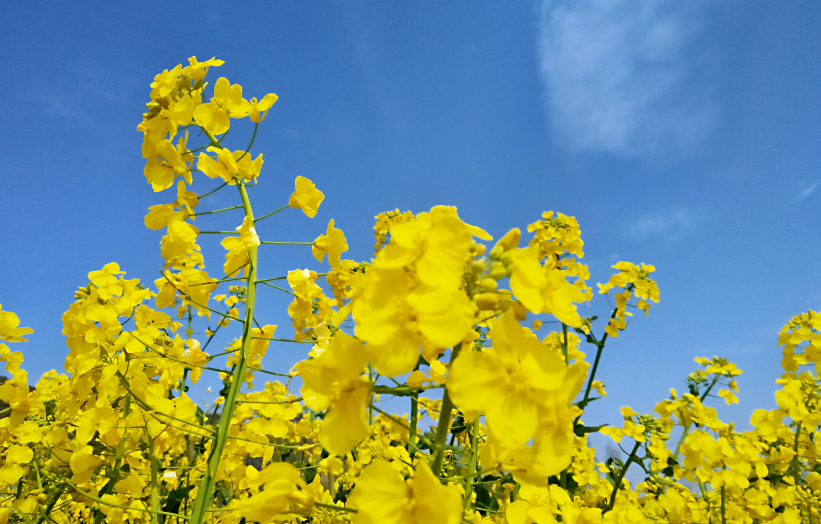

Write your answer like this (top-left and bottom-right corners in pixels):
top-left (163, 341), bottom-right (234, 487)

top-left (478, 278), bottom-right (497, 293)
top-left (489, 261), bottom-right (506, 280)
top-left (471, 259), bottom-right (487, 274)
top-left (474, 293), bottom-right (500, 311)
top-left (492, 228), bottom-right (520, 253)
top-left (513, 301), bottom-right (528, 321)
top-left (489, 245), bottom-right (504, 261)
top-left (498, 289), bottom-right (514, 311)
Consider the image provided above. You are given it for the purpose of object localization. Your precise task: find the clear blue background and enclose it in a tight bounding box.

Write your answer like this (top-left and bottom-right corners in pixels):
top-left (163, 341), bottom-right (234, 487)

top-left (1, 1), bottom-right (819, 451)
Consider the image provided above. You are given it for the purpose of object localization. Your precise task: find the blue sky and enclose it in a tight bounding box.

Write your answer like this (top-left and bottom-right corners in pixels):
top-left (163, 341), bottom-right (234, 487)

top-left (1, 1), bottom-right (820, 441)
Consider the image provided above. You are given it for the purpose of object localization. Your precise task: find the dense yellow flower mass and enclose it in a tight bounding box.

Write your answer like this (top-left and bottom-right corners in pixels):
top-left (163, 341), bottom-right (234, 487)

top-left (2, 55), bottom-right (820, 524)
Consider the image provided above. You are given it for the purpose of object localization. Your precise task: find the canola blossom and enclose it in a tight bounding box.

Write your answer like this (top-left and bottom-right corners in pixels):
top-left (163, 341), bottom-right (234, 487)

top-left (1, 56), bottom-right (819, 524)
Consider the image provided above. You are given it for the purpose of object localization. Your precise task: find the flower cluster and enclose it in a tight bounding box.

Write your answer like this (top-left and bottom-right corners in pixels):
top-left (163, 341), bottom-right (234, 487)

top-left (1, 56), bottom-right (818, 524)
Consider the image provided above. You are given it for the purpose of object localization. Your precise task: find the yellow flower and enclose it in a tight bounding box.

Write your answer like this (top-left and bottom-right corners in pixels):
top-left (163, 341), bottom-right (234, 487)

top-left (295, 332), bottom-right (370, 455)
top-left (353, 267), bottom-right (475, 376)
top-left (508, 248), bottom-right (586, 327)
top-left (289, 175), bottom-right (325, 217)
top-left (375, 206), bottom-right (490, 289)
top-left (143, 134), bottom-right (192, 192)
top-left (249, 93), bottom-right (278, 123)
top-left (0, 305), bottom-right (33, 343)
top-left (448, 309), bottom-right (567, 449)
top-left (221, 217), bottom-right (260, 277)
top-left (231, 462), bottom-right (314, 521)
top-left (312, 219), bottom-right (348, 267)
top-left (348, 459), bottom-right (461, 524)
top-left (193, 77), bottom-right (251, 135)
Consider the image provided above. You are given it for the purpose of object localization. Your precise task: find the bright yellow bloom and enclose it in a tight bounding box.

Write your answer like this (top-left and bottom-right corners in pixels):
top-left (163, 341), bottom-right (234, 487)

top-left (353, 267), bottom-right (475, 376)
top-left (448, 310), bottom-right (566, 449)
top-left (348, 459), bottom-right (461, 524)
top-left (375, 205), bottom-right (490, 288)
top-left (221, 217), bottom-right (260, 277)
top-left (193, 77), bottom-right (251, 135)
top-left (231, 462), bottom-right (314, 521)
top-left (312, 219), bottom-right (348, 267)
top-left (508, 247), bottom-right (586, 327)
top-left (295, 332), bottom-right (370, 455)
top-left (143, 134), bottom-right (192, 192)
top-left (181, 56), bottom-right (224, 83)
top-left (249, 93), bottom-right (278, 123)
top-left (289, 175), bottom-right (325, 217)
top-left (0, 305), bottom-right (33, 343)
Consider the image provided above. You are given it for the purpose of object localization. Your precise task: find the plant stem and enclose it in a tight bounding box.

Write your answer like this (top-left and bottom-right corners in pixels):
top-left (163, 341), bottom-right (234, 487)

top-left (463, 417), bottom-right (480, 513)
top-left (431, 343), bottom-right (462, 476)
top-left (188, 134), bottom-right (259, 524)
top-left (255, 204), bottom-right (289, 223)
top-left (409, 390), bottom-right (419, 459)
top-left (606, 440), bottom-right (641, 512)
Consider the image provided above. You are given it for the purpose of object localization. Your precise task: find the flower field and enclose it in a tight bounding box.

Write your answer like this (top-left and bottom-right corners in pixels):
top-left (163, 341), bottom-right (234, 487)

top-left (1, 57), bottom-right (819, 524)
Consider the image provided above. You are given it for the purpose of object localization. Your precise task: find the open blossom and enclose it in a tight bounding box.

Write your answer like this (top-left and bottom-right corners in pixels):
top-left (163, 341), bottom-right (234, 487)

top-left (221, 217), bottom-right (260, 277)
top-left (193, 77), bottom-right (251, 135)
top-left (353, 266), bottom-right (475, 376)
top-left (508, 247), bottom-right (587, 327)
top-left (348, 459), bottom-right (461, 524)
top-left (295, 331), bottom-right (370, 455)
top-left (448, 309), bottom-right (567, 449)
top-left (312, 219), bottom-right (348, 267)
top-left (0, 304), bottom-right (33, 343)
top-left (289, 175), bottom-right (324, 217)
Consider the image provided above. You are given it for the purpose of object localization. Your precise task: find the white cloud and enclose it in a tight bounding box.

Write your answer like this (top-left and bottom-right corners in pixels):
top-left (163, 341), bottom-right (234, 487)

top-left (538, 0), bottom-right (714, 159)
top-left (794, 181), bottom-right (819, 202)
top-left (622, 208), bottom-right (703, 241)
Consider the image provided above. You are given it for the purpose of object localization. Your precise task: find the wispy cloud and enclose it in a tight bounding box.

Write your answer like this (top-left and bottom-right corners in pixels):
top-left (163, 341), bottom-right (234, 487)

top-left (537, 0), bottom-right (714, 159)
top-left (622, 207), bottom-right (704, 241)
top-left (793, 181), bottom-right (819, 202)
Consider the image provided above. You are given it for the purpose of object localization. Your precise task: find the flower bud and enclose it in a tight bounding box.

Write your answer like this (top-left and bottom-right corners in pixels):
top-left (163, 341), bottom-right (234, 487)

top-left (498, 289), bottom-right (514, 311)
top-left (489, 245), bottom-right (504, 261)
top-left (478, 278), bottom-right (497, 293)
top-left (492, 228), bottom-right (520, 253)
top-left (474, 293), bottom-right (500, 311)
top-left (513, 301), bottom-right (528, 321)
top-left (489, 261), bottom-right (506, 280)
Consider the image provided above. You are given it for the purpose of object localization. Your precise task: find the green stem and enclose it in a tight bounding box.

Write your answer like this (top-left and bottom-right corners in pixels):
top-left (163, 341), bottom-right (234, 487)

top-left (409, 391), bottom-right (419, 459)
top-left (720, 483), bottom-right (726, 524)
top-left (368, 364), bottom-right (374, 425)
top-left (188, 145), bottom-right (259, 524)
top-left (235, 123), bottom-right (258, 163)
top-left (92, 396), bottom-right (132, 524)
top-left (561, 323), bottom-right (569, 365)
top-left (259, 241), bottom-right (314, 245)
top-left (673, 375), bottom-right (720, 460)
top-left (463, 417), bottom-right (480, 513)
top-left (606, 440), bottom-right (641, 512)
top-left (144, 415), bottom-right (161, 524)
top-left (792, 423), bottom-right (803, 482)
top-left (431, 343), bottom-right (462, 477)
top-left (259, 282), bottom-right (297, 297)
top-left (573, 287), bottom-right (632, 424)
top-left (255, 204), bottom-right (289, 223)
top-left (190, 205), bottom-right (243, 217)
top-left (196, 182), bottom-right (228, 200)
top-left (574, 340), bottom-right (604, 426)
